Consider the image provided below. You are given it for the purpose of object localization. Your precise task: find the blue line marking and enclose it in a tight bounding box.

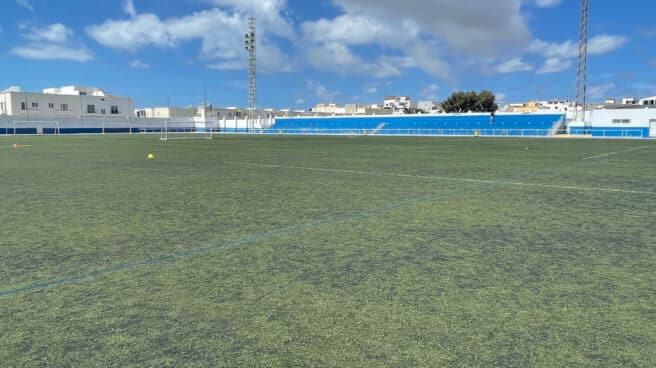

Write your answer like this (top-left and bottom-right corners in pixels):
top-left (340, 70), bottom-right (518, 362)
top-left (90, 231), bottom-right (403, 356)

top-left (0, 194), bottom-right (448, 299)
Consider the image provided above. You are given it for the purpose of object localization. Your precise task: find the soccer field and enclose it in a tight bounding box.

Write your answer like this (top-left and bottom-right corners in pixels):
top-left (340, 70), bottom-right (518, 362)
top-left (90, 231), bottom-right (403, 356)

top-left (1, 135), bottom-right (655, 367)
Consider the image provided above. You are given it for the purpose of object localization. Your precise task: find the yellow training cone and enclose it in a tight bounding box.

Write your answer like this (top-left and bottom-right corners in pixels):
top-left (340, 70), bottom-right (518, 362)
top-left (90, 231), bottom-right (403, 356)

top-left (147, 153), bottom-right (155, 159)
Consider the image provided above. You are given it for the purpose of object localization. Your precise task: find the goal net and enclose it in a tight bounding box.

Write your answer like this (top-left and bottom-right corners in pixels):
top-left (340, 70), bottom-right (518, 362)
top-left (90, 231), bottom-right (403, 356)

top-left (102, 120), bottom-right (133, 134)
top-left (160, 121), bottom-right (213, 141)
top-left (11, 121), bottom-right (60, 135)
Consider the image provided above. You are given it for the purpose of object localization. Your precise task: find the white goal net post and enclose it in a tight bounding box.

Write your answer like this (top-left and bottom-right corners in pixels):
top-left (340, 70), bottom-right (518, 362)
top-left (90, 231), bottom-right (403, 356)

top-left (10, 121), bottom-right (61, 135)
top-left (160, 120), bottom-right (213, 141)
top-left (101, 120), bottom-right (133, 134)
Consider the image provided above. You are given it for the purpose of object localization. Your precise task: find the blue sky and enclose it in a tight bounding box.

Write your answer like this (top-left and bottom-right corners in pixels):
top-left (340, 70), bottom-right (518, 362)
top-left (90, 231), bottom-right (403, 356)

top-left (0, 0), bottom-right (654, 109)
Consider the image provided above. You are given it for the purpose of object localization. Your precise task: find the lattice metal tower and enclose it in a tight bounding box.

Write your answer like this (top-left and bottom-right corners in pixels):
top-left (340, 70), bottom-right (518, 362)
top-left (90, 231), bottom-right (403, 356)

top-left (575, 0), bottom-right (589, 126)
top-left (244, 15), bottom-right (257, 131)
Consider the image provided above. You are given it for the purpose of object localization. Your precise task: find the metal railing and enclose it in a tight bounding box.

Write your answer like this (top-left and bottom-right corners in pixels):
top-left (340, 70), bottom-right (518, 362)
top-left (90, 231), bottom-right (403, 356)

top-left (568, 129), bottom-right (645, 139)
top-left (262, 128), bottom-right (553, 137)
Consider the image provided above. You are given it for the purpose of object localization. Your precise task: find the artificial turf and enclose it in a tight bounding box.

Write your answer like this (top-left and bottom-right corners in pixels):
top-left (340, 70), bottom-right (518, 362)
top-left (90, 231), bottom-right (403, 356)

top-left (1, 134), bottom-right (655, 367)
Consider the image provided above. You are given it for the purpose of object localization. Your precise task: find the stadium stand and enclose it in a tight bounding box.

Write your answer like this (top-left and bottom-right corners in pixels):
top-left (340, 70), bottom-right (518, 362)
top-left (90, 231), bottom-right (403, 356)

top-left (270, 113), bottom-right (565, 137)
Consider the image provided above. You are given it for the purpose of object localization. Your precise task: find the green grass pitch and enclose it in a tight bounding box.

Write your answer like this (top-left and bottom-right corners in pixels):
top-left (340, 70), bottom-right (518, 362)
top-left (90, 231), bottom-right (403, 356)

top-left (1, 134), bottom-right (655, 367)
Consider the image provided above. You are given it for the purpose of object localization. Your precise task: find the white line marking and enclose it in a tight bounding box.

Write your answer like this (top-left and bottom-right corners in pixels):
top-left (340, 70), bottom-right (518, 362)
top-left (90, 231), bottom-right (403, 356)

top-left (239, 162), bottom-right (656, 196)
top-left (582, 146), bottom-right (650, 161)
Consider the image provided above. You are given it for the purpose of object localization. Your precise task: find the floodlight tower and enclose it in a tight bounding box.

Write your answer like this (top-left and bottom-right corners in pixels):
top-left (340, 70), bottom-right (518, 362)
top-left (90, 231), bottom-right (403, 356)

top-left (244, 15), bottom-right (257, 132)
top-left (575, 0), bottom-right (589, 129)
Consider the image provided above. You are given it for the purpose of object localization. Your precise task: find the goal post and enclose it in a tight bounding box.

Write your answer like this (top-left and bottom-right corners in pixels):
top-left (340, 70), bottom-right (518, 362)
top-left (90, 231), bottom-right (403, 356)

top-left (11, 121), bottom-right (60, 135)
top-left (101, 120), bottom-right (133, 134)
top-left (160, 120), bottom-right (213, 141)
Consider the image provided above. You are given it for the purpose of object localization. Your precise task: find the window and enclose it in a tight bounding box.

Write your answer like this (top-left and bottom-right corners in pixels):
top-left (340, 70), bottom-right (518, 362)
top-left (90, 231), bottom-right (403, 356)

top-left (60, 104), bottom-right (69, 111)
top-left (21, 102), bottom-right (26, 110)
top-left (79, 92), bottom-right (87, 96)
top-left (48, 102), bottom-right (54, 108)
top-left (612, 119), bottom-right (631, 124)
top-left (32, 102), bottom-right (38, 108)
top-left (87, 105), bottom-right (96, 114)
top-left (111, 105), bottom-right (119, 114)
top-left (101, 108), bottom-right (106, 115)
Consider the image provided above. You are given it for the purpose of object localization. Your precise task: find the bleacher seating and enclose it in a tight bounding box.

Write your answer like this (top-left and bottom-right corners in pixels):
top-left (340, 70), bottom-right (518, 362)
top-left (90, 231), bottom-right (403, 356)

top-left (270, 114), bottom-right (565, 136)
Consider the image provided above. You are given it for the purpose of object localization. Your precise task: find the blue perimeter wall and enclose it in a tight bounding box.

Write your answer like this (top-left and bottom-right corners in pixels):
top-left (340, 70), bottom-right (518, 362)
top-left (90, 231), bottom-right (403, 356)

top-left (569, 127), bottom-right (649, 138)
top-left (271, 114), bottom-right (564, 136)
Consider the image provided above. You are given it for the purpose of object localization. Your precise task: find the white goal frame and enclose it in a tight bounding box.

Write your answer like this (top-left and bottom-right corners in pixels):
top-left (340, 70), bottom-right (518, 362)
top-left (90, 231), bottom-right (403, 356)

top-left (160, 121), bottom-right (213, 141)
top-left (11, 120), bottom-right (60, 135)
top-left (102, 120), bottom-right (133, 134)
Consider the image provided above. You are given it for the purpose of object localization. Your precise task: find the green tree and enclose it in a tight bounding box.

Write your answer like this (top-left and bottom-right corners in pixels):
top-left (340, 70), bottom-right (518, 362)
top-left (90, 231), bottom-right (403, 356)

top-left (476, 90), bottom-right (499, 112)
top-left (442, 90), bottom-right (498, 113)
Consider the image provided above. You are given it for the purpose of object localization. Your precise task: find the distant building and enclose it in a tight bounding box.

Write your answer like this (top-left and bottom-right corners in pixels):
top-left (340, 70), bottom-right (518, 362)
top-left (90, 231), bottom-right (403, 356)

top-left (639, 96), bottom-right (656, 106)
top-left (383, 96), bottom-right (412, 111)
top-left (0, 85), bottom-right (134, 119)
top-left (538, 100), bottom-right (573, 112)
top-left (313, 103), bottom-right (346, 115)
top-left (417, 101), bottom-right (442, 113)
top-left (345, 104), bottom-right (366, 115)
top-left (504, 101), bottom-right (540, 113)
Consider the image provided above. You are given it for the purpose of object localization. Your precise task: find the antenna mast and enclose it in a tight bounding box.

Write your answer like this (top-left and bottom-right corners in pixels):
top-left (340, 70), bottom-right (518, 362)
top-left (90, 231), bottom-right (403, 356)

top-left (575, 0), bottom-right (589, 128)
top-left (245, 13), bottom-right (257, 132)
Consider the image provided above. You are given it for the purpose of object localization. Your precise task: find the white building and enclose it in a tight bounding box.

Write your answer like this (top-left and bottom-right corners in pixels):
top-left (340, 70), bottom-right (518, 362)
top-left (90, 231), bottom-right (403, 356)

top-left (417, 101), bottom-right (442, 113)
top-left (639, 96), bottom-right (656, 106)
top-left (537, 100), bottom-right (573, 112)
top-left (0, 86), bottom-right (134, 120)
top-left (313, 103), bottom-right (346, 115)
top-left (384, 96), bottom-right (412, 111)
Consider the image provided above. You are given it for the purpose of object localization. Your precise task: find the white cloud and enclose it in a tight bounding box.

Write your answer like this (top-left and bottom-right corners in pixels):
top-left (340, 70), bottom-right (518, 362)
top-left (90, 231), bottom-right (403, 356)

top-left (12, 23), bottom-right (93, 62)
top-left (528, 34), bottom-right (627, 75)
top-left (588, 83), bottom-right (615, 100)
top-left (537, 58), bottom-right (572, 74)
top-left (87, 7), bottom-right (293, 73)
top-left (22, 23), bottom-right (72, 43)
top-left (16, 0), bottom-right (33, 11)
top-left (301, 0), bottom-right (529, 79)
top-left (330, 0), bottom-right (530, 53)
top-left (129, 59), bottom-right (150, 69)
top-left (295, 98), bottom-right (305, 105)
top-left (419, 84), bottom-right (439, 100)
top-left (495, 58), bottom-right (533, 73)
top-left (534, 0), bottom-right (561, 7)
top-left (123, 0), bottom-right (137, 17)
top-left (364, 87), bottom-right (378, 94)
top-left (529, 34), bottom-right (628, 59)
top-left (588, 34), bottom-right (628, 55)
top-left (527, 39), bottom-right (577, 59)
top-left (302, 14), bottom-right (412, 46)
top-left (10, 44), bottom-right (93, 62)
top-left (306, 80), bottom-right (335, 102)
top-left (205, 0), bottom-right (295, 39)
top-left (207, 61), bottom-right (243, 70)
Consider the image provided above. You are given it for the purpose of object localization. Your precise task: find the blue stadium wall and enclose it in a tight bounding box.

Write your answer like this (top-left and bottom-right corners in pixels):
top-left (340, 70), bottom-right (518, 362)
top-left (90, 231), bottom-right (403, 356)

top-left (270, 113), bottom-right (564, 137)
top-left (568, 127), bottom-right (649, 138)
